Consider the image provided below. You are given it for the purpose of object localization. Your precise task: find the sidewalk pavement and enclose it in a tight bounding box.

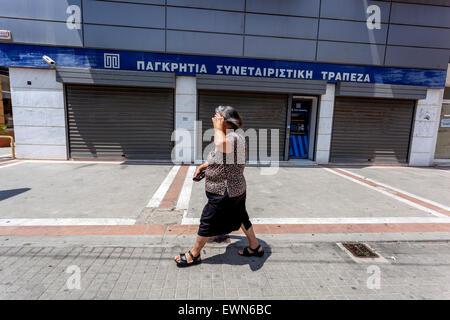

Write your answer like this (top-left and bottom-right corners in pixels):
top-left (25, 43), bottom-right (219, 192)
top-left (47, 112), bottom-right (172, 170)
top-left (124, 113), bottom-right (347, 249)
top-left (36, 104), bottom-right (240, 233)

top-left (1, 160), bottom-right (449, 300)
top-left (1, 161), bottom-right (449, 225)
top-left (0, 236), bottom-right (449, 300)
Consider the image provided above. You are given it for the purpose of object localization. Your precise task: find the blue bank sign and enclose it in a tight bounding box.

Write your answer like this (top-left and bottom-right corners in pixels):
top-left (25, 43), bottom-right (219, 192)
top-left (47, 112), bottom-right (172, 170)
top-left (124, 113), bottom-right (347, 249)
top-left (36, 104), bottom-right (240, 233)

top-left (0, 43), bottom-right (446, 88)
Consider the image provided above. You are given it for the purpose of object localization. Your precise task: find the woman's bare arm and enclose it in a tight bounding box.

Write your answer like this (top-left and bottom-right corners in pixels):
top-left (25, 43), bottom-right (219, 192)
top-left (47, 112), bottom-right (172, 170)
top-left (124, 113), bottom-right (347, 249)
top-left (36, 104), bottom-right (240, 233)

top-left (194, 161), bottom-right (208, 178)
top-left (198, 161), bottom-right (208, 171)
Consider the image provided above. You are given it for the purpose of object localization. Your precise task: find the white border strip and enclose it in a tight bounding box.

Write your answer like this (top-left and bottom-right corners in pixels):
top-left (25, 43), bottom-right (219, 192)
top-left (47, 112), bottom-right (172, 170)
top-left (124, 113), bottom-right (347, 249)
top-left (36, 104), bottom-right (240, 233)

top-left (176, 166), bottom-right (196, 210)
top-left (0, 218), bottom-right (136, 226)
top-left (0, 161), bottom-right (23, 169)
top-left (181, 216), bottom-right (450, 225)
top-left (336, 168), bottom-right (450, 212)
top-left (146, 165), bottom-right (180, 208)
top-left (323, 167), bottom-right (449, 218)
top-left (23, 160), bottom-right (125, 164)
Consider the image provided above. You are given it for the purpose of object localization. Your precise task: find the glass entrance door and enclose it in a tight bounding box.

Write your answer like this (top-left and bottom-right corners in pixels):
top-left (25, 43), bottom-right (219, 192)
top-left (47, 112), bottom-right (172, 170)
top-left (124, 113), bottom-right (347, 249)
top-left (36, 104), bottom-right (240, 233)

top-left (289, 99), bottom-right (312, 159)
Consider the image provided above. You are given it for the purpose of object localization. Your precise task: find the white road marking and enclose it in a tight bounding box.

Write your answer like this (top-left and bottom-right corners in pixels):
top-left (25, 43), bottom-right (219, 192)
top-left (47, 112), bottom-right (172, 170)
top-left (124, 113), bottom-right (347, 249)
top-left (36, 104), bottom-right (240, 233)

top-left (181, 209), bottom-right (189, 223)
top-left (176, 166), bottom-right (196, 210)
top-left (0, 161), bottom-right (23, 169)
top-left (323, 167), bottom-right (449, 218)
top-left (22, 160), bottom-right (125, 164)
top-left (146, 165), bottom-right (181, 208)
top-left (436, 168), bottom-right (450, 174)
top-left (0, 218), bottom-right (136, 226)
top-left (181, 217), bottom-right (450, 225)
top-left (337, 168), bottom-right (450, 212)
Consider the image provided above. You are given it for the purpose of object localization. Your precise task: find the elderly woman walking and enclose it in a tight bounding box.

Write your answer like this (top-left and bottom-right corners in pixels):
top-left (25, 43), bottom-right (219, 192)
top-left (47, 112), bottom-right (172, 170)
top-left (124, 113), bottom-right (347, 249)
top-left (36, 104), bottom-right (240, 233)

top-left (174, 106), bottom-right (264, 267)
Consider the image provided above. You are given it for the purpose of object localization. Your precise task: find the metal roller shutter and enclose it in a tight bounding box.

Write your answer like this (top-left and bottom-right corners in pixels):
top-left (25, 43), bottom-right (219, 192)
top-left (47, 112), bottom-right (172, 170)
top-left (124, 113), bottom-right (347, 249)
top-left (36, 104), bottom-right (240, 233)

top-left (330, 97), bottom-right (415, 163)
top-left (66, 84), bottom-right (174, 159)
top-left (198, 90), bottom-right (288, 161)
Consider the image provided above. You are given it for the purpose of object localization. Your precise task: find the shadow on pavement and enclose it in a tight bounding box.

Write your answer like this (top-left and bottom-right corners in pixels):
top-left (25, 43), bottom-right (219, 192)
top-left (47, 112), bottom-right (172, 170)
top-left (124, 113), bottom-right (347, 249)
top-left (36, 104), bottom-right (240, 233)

top-left (201, 235), bottom-right (271, 271)
top-left (0, 188), bottom-right (31, 201)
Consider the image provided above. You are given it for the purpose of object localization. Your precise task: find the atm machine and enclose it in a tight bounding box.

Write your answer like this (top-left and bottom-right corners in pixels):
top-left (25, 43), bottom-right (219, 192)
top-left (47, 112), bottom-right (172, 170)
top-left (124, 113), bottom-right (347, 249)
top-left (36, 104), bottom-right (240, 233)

top-left (289, 99), bottom-right (311, 158)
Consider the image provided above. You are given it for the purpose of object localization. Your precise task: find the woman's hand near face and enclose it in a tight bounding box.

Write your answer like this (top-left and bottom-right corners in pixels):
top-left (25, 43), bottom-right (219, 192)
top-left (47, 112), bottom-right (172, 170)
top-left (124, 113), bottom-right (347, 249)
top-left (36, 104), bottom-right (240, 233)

top-left (212, 112), bottom-right (232, 153)
top-left (212, 113), bottom-right (225, 132)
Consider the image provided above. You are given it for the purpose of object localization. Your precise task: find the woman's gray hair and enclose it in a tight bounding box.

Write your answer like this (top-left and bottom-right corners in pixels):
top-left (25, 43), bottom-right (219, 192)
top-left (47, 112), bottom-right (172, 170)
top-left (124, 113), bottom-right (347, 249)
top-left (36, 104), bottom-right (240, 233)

top-left (215, 105), bottom-right (243, 129)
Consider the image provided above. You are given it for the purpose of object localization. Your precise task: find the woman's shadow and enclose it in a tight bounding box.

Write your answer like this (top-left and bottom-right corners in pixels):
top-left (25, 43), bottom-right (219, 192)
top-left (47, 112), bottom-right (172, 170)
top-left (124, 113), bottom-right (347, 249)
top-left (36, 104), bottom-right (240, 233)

top-left (201, 235), bottom-right (271, 271)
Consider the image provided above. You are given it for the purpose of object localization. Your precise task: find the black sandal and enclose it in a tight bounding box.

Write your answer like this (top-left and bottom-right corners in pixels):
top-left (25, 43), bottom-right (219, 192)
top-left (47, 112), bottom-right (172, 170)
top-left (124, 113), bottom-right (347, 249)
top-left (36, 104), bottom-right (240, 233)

top-left (175, 250), bottom-right (201, 267)
top-left (239, 244), bottom-right (264, 257)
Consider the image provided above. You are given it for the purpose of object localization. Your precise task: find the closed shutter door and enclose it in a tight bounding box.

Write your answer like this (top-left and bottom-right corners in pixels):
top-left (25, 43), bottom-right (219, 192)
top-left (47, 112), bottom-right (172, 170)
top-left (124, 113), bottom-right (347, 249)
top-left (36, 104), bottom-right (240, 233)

top-left (66, 84), bottom-right (173, 159)
top-left (198, 90), bottom-right (288, 161)
top-left (330, 97), bottom-right (415, 163)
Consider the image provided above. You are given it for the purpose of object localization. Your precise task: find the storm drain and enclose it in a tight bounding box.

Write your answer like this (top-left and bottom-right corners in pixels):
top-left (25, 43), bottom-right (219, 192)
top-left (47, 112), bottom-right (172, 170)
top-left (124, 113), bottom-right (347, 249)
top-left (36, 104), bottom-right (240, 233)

top-left (342, 242), bottom-right (379, 258)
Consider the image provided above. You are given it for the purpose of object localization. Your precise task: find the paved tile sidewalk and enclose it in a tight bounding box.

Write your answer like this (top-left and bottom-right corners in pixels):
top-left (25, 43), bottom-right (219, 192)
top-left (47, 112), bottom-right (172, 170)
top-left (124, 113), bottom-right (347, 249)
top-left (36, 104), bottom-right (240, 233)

top-left (0, 240), bottom-right (449, 300)
top-left (1, 223), bottom-right (450, 237)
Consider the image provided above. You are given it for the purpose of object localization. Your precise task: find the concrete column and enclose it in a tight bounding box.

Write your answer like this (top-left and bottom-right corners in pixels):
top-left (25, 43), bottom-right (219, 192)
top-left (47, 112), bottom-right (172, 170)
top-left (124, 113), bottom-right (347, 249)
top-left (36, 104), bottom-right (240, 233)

top-left (409, 88), bottom-right (444, 166)
top-left (0, 78), bottom-right (5, 126)
top-left (447, 63), bottom-right (450, 86)
top-left (10, 67), bottom-right (67, 159)
top-left (174, 76), bottom-right (196, 163)
top-left (315, 84), bottom-right (335, 164)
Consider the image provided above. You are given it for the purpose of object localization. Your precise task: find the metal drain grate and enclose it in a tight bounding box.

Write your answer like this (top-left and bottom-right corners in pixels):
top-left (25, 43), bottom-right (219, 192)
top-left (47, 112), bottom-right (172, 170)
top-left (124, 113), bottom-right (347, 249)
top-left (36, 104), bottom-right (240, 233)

top-left (342, 242), bottom-right (379, 258)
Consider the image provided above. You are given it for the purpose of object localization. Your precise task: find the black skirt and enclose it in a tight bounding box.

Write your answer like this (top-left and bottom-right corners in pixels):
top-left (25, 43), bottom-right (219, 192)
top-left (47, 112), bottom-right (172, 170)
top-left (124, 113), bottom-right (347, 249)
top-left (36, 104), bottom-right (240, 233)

top-left (198, 190), bottom-right (252, 237)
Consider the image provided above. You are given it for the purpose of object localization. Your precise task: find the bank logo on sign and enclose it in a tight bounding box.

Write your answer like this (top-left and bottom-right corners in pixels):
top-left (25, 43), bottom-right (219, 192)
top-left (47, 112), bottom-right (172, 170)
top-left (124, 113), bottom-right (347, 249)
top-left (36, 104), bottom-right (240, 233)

top-left (104, 53), bottom-right (120, 69)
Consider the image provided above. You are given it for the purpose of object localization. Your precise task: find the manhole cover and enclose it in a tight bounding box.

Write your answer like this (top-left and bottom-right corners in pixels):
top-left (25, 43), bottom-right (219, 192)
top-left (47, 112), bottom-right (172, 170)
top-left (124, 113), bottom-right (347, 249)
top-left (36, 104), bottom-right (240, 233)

top-left (342, 242), bottom-right (379, 258)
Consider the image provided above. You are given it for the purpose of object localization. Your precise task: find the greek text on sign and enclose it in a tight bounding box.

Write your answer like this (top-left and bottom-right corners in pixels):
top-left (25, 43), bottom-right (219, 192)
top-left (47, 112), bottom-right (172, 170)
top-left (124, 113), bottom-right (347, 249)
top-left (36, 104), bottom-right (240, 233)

top-left (0, 43), bottom-right (446, 88)
top-left (137, 61), bottom-right (370, 82)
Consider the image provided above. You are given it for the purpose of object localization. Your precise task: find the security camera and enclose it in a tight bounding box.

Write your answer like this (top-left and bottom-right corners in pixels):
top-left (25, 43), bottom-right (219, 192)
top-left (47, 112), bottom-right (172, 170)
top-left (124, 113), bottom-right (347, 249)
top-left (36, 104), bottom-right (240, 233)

top-left (42, 55), bottom-right (55, 66)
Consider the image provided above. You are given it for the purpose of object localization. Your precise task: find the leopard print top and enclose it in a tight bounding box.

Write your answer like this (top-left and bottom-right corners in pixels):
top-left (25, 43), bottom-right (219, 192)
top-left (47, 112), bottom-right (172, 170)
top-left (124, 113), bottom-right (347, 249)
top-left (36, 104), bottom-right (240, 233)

top-left (205, 131), bottom-right (246, 198)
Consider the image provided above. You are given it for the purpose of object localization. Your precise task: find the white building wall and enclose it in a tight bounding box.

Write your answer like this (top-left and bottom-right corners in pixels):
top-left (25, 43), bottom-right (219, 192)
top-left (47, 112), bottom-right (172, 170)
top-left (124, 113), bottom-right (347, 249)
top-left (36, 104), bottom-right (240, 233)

top-left (446, 63), bottom-right (450, 86)
top-left (10, 67), bottom-right (67, 159)
top-left (409, 88), bottom-right (444, 166)
top-left (315, 84), bottom-right (335, 164)
top-left (173, 76), bottom-right (196, 163)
